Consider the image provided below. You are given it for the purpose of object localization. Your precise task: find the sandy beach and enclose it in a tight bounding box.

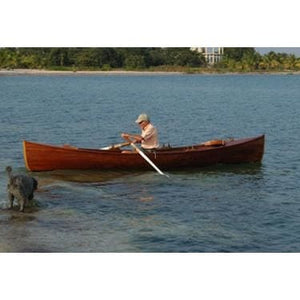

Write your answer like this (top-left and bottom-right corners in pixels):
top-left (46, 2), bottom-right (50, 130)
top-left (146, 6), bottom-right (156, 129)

top-left (0, 68), bottom-right (184, 76)
top-left (1, 68), bottom-right (300, 76)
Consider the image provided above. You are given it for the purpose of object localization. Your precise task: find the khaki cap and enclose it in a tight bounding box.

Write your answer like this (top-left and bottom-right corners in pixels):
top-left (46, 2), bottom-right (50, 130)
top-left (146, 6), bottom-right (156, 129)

top-left (135, 113), bottom-right (150, 123)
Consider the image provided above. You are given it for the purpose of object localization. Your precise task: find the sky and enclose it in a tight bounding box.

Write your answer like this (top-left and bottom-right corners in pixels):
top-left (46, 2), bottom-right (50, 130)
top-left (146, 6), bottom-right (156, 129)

top-left (2, 1), bottom-right (299, 49)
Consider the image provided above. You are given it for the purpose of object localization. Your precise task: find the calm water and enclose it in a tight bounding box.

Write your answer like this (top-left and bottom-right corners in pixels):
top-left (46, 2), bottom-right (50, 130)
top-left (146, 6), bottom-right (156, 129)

top-left (0, 73), bottom-right (299, 252)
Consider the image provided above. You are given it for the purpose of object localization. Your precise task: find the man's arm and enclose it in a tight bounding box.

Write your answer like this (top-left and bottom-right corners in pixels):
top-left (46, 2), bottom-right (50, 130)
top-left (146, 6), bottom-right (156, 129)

top-left (121, 133), bottom-right (143, 143)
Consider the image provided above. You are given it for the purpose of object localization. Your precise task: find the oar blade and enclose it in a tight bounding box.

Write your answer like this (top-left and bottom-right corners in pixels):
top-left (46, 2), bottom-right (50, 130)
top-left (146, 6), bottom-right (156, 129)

top-left (130, 143), bottom-right (168, 177)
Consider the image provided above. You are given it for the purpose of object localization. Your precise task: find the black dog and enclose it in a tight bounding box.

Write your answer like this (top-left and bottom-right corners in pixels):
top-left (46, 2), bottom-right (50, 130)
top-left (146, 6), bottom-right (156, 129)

top-left (6, 166), bottom-right (38, 212)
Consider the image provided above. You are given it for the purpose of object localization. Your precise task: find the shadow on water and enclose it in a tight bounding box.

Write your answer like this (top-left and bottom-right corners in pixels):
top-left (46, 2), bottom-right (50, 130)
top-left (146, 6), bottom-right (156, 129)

top-left (5, 163), bottom-right (264, 187)
top-left (32, 169), bottom-right (139, 185)
top-left (31, 163), bottom-right (264, 184)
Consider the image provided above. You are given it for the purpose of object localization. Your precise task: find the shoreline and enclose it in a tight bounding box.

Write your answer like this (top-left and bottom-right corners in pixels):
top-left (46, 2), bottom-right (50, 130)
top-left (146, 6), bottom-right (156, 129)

top-left (0, 69), bottom-right (183, 76)
top-left (1, 68), bottom-right (300, 76)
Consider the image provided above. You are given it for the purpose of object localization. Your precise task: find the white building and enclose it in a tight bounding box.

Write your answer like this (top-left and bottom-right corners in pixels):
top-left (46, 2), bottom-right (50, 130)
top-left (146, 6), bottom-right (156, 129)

top-left (191, 47), bottom-right (224, 65)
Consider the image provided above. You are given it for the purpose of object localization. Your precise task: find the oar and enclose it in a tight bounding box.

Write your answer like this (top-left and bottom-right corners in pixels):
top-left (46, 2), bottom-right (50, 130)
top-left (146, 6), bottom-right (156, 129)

top-left (130, 143), bottom-right (169, 178)
top-left (100, 142), bottom-right (131, 150)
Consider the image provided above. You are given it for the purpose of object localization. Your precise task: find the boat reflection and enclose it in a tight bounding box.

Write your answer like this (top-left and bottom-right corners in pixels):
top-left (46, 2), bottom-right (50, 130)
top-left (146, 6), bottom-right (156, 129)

top-left (171, 162), bottom-right (264, 176)
top-left (31, 169), bottom-right (140, 185)
top-left (28, 162), bottom-right (264, 185)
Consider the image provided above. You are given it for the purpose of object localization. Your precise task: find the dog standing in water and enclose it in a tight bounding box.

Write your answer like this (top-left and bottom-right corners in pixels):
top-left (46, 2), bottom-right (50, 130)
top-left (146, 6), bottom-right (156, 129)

top-left (6, 166), bottom-right (38, 212)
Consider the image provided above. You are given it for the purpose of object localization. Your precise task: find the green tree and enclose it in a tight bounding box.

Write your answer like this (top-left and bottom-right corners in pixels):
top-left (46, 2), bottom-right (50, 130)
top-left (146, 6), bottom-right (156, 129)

top-left (283, 54), bottom-right (297, 70)
top-left (48, 48), bottom-right (70, 67)
top-left (241, 52), bottom-right (261, 71)
top-left (0, 48), bottom-right (18, 68)
top-left (124, 54), bottom-right (146, 69)
top-left (224, 48), bottom-right (256, 61)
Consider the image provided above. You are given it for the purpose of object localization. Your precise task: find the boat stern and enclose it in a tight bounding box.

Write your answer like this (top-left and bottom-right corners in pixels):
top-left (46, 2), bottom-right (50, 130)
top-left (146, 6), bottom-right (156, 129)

top-left (23, 140), bottom-right (32, 171)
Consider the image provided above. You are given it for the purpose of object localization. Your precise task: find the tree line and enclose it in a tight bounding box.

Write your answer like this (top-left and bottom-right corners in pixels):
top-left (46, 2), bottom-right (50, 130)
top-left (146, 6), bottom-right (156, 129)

top-left (218, 48), bottom-right (300, 72)
top-left (0, 48), bottom-right (205, 70)
top-left (0, 47), bottom-right (299, 72)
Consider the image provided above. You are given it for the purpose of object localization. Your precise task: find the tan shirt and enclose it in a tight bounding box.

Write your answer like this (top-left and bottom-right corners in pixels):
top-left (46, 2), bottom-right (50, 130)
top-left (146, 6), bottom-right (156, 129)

top-left (141, 123), bottom-right (159, 149)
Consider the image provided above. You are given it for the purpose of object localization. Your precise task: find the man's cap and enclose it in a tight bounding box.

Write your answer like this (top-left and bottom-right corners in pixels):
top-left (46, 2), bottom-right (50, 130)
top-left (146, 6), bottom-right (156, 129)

top-left (135, 113), bottom-right (150, 123)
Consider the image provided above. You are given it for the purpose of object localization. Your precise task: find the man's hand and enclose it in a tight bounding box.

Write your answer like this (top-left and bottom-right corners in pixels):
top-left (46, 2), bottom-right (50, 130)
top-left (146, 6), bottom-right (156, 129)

top-left (121, 133), bottom-right (129, 139)
top-left (121, 133), bottom-right (142, 143)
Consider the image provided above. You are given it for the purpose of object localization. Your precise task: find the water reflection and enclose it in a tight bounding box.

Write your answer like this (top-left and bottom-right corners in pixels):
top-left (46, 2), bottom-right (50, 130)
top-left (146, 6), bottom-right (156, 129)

top-left (171, 162), bottom-right (264, 176)
top-left (27, 163), bottom-right (264, 187)
top-left (33, 169), bottom-right (139, 184)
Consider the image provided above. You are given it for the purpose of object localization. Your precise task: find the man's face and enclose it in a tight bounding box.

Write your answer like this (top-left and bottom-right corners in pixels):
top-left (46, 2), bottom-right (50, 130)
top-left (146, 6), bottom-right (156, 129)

top-left (138, 121), bottom-right (148, 129)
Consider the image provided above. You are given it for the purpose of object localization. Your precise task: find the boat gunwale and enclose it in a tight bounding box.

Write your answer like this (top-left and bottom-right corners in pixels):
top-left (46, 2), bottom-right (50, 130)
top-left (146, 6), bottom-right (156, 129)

top-left (23, 134), bottom-right (264, 156)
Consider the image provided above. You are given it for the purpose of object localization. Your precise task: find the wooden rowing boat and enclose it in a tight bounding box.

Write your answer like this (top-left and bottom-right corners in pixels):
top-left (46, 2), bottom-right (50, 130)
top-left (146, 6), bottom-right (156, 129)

top-left (23, 135), bottom-right (265, 172)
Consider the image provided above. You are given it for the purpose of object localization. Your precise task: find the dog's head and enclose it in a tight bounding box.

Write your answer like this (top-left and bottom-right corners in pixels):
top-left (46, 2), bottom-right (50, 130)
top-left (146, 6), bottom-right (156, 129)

top-left (32, 177), bottom-right (38, 190)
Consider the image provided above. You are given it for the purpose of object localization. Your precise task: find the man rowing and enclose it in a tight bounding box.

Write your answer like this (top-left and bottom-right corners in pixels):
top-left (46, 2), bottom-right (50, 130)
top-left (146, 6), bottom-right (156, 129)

top-left (121, 113), bottom-right (159, 150)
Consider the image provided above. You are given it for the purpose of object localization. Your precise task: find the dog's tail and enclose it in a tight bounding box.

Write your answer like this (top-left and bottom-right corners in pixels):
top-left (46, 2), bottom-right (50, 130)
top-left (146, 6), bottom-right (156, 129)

top-left (6, 166), bottom-right (12, 178)
top-left (32, 177), bottom-right (38, 190)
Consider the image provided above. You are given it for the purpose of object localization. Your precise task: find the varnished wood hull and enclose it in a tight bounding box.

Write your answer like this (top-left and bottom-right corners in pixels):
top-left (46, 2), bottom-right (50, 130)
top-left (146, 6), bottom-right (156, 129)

top-left (23, 135), bottom-right (265, 172)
